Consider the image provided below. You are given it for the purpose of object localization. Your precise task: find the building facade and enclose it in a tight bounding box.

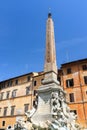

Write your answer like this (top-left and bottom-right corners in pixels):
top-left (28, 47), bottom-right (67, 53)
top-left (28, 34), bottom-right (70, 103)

top-left (0, 72), bottom-right (43, 129)
top-left (0, 58), bottom-right (87, 129)
top-left (59, 58), bottom-right (87, 128)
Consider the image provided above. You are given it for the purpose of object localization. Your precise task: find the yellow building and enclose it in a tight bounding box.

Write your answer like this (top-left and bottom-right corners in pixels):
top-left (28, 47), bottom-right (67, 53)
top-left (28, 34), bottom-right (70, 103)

top-left (0, 72), bottom-right (43, 129)
top-left (58, 58), bottom-right (87, 128)
top-left (0, 58), bottom-right (87, 129)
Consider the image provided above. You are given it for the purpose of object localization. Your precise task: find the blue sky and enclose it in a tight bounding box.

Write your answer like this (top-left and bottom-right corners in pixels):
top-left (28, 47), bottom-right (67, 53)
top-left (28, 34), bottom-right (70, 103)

top-left (0, 0), bottom-right (87, 81)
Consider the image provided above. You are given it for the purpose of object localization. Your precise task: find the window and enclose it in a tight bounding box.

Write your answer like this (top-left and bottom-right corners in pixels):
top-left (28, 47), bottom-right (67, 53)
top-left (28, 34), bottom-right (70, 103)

top-left (24, 104), bottom-right (29, 112)
top-left (10, 81), bottom-right (13, 86)
top-left (33, 90), bottom-right (37, 96)
top-left (0, 108), bottom-right (1, 113)
top-left (0, 83), bottom-right (5, 90)
top-left (6, 91), bottom-right (10, 99)
top-left (69, 93), bottom-right (74, 102)
top-left (67, 68), bottom-right (71, 74)
top-left (7, 81), bottom-right (12, 87)
top-left (33, 100), bottom-right (36, 106)
top-left (84, 76), bottom-right (87, 84)
top-left (66, 79), bottom-right (74, 88)
top-left (7, 81), bottom-right (10, 87)
top-left (27, 76), bottom-right (30, 81)
top-left (26, 87), bottom-right (30, 95)
top-left (34, 81), bottom-right (37, 86)
top-left (86, 91), bottom-right (87, 94)
top-left (70, 110), bottom-right (77, 115)
top-left (33, 100), bottom-right (38, 108)
top-left (2, 121), bottom-right (5, 126)
top-left (3, 107), bottom-right (8, 116)
top-left (0, 92), bottom-right (4, 100)
top-left (82, 65), bottom-right (87, 70)
top-left (15, 80), bottom-right (18, 85)
top-left (12, 90), bottom-right (17, 98)
top-left (11, 106), bottom-right (15, 116)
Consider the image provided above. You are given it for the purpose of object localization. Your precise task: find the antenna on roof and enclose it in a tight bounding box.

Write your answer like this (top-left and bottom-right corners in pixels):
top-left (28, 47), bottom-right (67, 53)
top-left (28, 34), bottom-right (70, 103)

top-left (66, 51), bottom-right (69, 63)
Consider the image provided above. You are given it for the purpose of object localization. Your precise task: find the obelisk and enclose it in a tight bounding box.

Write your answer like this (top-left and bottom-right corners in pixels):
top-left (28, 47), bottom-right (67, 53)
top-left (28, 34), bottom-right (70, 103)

top-left (31, 13), bottom-right (63, 123)
top-left (43, 13), bottom-right (59, 85)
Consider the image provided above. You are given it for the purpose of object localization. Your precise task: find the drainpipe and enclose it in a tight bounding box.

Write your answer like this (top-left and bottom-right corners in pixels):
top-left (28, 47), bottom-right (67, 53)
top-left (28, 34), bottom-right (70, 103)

top-left (61, 70), bottom-right (65, 90)
top-left (31, 75), bottom-right (34, 110)
top-left (78, 64), bottom-right (87, 127)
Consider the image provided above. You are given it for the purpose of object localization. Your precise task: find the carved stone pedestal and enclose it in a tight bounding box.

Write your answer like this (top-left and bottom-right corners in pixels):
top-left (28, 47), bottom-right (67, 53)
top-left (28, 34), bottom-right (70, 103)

top-left (32, 82), bottom-right (63, 124)
top-left (14, 13), bottom-right (81, 130)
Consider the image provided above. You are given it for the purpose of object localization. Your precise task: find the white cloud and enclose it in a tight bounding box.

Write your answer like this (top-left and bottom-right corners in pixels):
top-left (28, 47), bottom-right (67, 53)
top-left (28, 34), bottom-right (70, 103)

top-left (56, 36), bottom-right (87, 49)
top-left (0, 63), bottom-right (8, 67)
top-left (25, 64), bottom-right (29, 70)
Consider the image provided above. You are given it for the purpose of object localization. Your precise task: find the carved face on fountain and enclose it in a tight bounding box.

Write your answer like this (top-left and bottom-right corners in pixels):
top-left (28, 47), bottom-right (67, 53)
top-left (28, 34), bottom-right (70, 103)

top-left (51, 92), bottom-right (58, 99)
top-left (59, 91), bottom-right (64, 101)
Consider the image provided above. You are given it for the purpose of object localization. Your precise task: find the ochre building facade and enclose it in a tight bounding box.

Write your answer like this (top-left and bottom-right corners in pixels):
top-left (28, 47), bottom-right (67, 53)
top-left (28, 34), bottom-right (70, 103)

top-left (0, 58), bottom-right (87, 129)
top-left (59, 58), bottom-right (87, 128)
top-left (0, 72), bottom-right (44, 129)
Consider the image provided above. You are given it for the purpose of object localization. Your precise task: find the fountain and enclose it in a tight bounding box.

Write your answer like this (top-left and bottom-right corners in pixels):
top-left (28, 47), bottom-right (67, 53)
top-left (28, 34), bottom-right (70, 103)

top-left (14, 13), bottom-right (81, 130)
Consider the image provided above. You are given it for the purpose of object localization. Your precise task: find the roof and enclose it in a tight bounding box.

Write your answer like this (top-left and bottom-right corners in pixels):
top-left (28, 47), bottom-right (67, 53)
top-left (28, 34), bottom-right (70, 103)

top-left (0, 72), bottom-right (33, 83)
top-left (61, 58), bottom-right (87, 67)
top-left (0, 71), bottom-right (44, 83)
